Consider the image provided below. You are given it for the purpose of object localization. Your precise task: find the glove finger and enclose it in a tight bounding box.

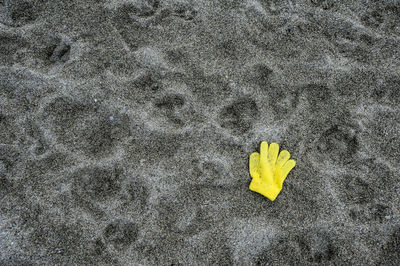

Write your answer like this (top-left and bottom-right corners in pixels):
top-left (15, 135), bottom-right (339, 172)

top-left (281, 159), bottom-right (296, 179)
top-left (268, 142), bottom-right (279, 166)
top-left (249, 152), bottom-right (260, 179)
top-left (276, 150), bottom-right (290, 169)
top-left (260, 141), bottom-right (268, 171)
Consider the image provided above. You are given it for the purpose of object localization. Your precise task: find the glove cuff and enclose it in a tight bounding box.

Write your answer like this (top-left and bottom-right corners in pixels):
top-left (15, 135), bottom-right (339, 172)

top-left (249, 178), bottom-right (281, 201)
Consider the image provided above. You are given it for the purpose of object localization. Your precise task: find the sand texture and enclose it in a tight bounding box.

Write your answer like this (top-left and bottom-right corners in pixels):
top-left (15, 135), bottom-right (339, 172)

top-left (1, 0), bottom-right (400, 265)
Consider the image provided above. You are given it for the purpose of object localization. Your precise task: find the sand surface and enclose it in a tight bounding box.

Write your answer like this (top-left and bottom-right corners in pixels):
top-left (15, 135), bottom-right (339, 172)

top-left (1, 0), bottom-right (400, 265)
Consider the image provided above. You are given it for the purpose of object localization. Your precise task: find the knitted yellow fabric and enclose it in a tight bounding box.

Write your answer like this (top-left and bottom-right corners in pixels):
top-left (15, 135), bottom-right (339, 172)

top-left (249, 141), bottom-right (296, 201)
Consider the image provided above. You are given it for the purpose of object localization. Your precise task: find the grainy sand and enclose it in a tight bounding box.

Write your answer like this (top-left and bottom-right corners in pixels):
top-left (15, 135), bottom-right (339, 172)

top-left (1, 0), bottom-right (399, 265)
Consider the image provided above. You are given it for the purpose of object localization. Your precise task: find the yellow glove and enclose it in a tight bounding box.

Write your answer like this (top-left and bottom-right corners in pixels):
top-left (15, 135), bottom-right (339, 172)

top-left (249, 141), bottom-right (296, 201)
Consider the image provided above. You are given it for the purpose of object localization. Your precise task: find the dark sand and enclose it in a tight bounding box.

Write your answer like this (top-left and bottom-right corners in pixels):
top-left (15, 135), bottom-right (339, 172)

top-left (1, 0), bottom-right (400, 265)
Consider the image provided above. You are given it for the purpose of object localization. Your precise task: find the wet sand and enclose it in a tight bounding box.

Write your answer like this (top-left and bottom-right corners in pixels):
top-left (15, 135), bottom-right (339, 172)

top-left (1, 0), bottom-right (399, 264)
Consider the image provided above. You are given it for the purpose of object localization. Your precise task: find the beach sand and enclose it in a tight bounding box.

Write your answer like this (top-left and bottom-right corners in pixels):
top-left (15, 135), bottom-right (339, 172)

top-left (1, 0), bottom-right (399, 264)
